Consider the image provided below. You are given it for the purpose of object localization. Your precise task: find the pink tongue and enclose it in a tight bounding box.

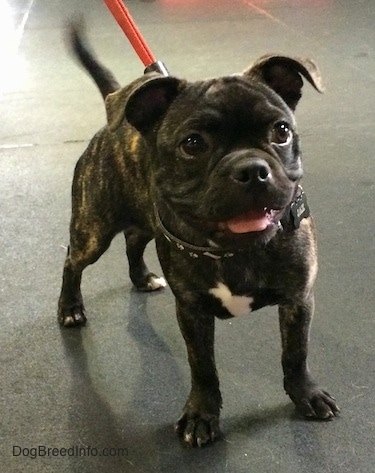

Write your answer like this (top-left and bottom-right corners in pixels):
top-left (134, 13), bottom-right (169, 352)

top-left (225, 210), bottom-right (270, 233)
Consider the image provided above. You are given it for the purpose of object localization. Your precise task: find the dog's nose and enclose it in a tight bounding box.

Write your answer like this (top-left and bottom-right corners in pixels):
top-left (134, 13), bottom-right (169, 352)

top-left (231, 159), bottom-right (272, 185)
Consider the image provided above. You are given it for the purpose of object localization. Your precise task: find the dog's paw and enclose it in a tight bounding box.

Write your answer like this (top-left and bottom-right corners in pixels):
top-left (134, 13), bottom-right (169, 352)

top-left (285, 378), bottom-right (340, 420)
top-left (175, 412), bottom-right (221, 447)
top-left (297, 389), bottom-right (340, 420)
top-left (58, 305), bottom-right (87, 328)
top-left (136, 273), bottom-right (167, 292)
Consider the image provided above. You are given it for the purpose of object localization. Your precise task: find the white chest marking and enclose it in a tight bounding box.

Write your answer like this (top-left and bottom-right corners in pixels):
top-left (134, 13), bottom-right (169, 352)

top-left (209, 283), bottom-right (253, 317)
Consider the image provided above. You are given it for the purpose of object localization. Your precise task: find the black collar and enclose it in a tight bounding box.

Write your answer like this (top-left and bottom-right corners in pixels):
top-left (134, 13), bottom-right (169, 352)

top-left (154, 186), bottom-right (310, 260)
top-left (154, 207), bottom-right (235, 260)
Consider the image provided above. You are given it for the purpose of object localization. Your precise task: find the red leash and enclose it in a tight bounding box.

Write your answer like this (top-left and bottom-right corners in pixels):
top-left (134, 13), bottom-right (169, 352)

top-left (104, 0), bottom-right (168, 75)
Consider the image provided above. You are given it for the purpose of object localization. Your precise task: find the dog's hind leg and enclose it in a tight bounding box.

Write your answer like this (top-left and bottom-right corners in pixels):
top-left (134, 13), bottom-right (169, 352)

top-left (58, 225), bottom-right (114, 327)
top-left (124, 226), bottom-right (166, 291)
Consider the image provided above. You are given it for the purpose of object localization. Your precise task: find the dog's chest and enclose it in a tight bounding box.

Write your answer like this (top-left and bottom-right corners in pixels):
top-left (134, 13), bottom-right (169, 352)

top-left (209, 283), bottom-right (254, 317)
top-left (206, 257), bottom-right (281, 318)
top-left (208, 280), bottom-right (280, 318)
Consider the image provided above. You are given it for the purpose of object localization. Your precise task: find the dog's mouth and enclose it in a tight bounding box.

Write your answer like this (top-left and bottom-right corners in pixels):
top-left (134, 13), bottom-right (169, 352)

top-left (217, 207), bottom-right (284, 234)
top-left (185, 207), bottom-right (285, 236)
top-left (156, 204), bottom-right (289, 253)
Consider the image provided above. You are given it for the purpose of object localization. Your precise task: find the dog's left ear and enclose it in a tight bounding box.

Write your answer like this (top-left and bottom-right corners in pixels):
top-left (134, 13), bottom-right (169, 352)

top-left (243, 55), bottom-right (324, 111)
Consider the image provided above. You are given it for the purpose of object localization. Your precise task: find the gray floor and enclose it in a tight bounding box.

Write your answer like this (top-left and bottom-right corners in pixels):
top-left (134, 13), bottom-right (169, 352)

top-left (1, 0), bottom-right (375, 471)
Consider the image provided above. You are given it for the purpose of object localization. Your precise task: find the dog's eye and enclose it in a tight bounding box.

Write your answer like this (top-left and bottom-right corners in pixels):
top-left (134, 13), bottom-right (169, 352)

top-left (271, 122), bottom-right (292, 146)
top-left (180, 133), bottom-right (209, 158)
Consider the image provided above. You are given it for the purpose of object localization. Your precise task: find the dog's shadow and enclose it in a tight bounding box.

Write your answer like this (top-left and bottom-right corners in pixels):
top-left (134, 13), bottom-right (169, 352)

top-left (60, 327), bottom-right (135, 472)
top-left (222, 402), bottom-right (295, 439)
top-left (60, 287), bottom-right (315, 470)
top-left (59, 287), bottom-right (187, 471)
top-left (222, 401), bottom-right (331, 467)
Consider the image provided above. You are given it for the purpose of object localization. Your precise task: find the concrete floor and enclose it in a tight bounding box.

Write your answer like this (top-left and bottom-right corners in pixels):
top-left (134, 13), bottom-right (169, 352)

top-left (1, 0), bottom-right (375, 471)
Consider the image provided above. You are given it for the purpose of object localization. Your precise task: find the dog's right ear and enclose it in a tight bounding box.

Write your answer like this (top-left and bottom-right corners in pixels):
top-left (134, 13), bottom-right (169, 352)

top-left (105, 75), bottom-right (182, 132)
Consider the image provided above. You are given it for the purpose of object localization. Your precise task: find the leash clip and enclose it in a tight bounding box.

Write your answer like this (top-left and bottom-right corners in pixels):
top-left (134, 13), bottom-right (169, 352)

top-left (144, 61), bottom-right (169, 76)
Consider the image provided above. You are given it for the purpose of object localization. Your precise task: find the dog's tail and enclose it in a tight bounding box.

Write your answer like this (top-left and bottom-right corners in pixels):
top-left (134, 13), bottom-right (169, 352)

top-left (67, 18), bottom-right (121, 99)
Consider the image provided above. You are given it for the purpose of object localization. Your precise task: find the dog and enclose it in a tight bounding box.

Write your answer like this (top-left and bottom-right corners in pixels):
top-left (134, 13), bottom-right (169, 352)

top-left (58, 22), bottom-right (339, 447)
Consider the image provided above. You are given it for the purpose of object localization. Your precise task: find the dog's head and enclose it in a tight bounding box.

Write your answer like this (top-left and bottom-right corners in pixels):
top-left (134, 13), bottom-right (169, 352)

top-left (106, 55), bottom-right (323, 246)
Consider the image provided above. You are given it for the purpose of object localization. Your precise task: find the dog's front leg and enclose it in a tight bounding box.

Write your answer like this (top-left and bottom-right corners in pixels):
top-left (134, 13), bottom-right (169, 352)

top-left (279, 293), bottom-right (339, 419)
top-left (175, 300), bottom-right (222, 447)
